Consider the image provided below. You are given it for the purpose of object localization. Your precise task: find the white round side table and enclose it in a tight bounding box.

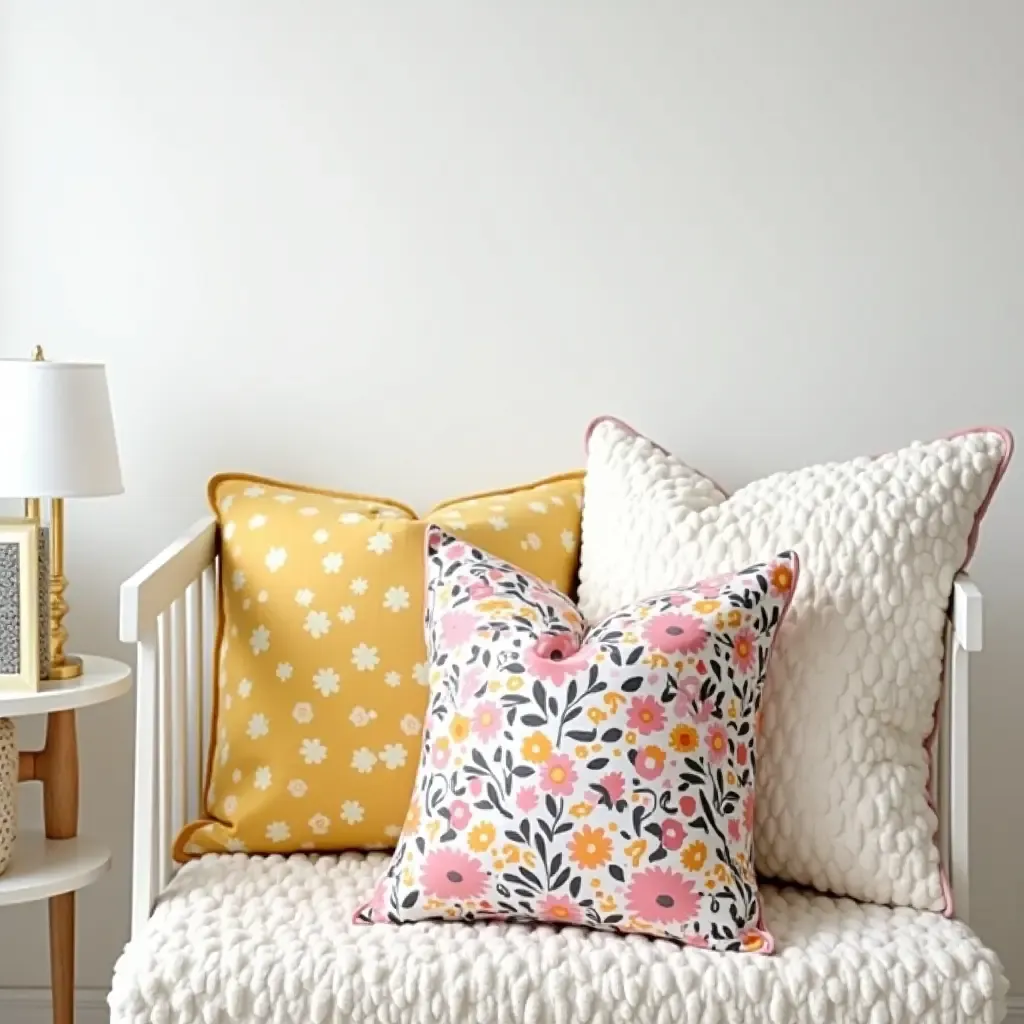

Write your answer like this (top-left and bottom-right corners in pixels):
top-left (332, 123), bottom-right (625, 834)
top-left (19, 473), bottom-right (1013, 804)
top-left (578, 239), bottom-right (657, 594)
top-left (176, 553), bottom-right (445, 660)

top-left (0, 654), bottom-right (132, 1024)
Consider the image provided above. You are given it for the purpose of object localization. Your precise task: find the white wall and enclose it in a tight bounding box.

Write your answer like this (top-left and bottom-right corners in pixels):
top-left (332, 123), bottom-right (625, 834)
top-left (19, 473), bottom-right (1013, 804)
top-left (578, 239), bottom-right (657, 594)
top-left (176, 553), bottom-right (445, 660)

top-left (1, 0), bottom-right (1022, 1001)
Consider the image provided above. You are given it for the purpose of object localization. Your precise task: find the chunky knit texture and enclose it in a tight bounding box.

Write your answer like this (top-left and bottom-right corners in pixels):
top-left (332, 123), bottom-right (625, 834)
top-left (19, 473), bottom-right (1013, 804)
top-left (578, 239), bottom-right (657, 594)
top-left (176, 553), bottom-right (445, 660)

top-left (109, 853), bottom-right (1008, 1024)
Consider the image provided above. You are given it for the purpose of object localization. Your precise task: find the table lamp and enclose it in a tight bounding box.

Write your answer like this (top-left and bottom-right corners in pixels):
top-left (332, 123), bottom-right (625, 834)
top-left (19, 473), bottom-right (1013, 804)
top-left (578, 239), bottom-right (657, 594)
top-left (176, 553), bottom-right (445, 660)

top-left (0, 347), bottom-right (123, 679)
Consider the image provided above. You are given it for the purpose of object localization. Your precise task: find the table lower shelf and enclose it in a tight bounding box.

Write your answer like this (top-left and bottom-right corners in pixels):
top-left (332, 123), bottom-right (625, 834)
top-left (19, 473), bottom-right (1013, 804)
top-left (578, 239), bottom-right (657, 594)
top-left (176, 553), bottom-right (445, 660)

top-left (0, 832), bottom-right (111, 907)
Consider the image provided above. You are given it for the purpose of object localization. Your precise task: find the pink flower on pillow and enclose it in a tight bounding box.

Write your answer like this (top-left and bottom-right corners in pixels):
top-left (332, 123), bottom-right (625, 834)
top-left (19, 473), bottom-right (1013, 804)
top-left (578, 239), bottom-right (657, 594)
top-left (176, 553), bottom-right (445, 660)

top-left (661, 819), bottom-right (686, 851)
top-left (540, 754), bottom-right (578, 796)
top-left (523, 634), bottom-right (589, 687)
top-left (635, 746), bottom-right (666, 781)
top-left (431, 739), bottom-right (450, 770)
top-left (442, 611), bottom-right (478, 649)
top-left (516, 786), bottom-right (538, 812)
top-left (597, 771), bottom-right (625, 804)
top-left (706, 724), bottom-right (729, 764)
top-left (536, 894), bottom-right (583, 925)
top-left (472, 701), bottom-right (502, 742)
top-left (673, 676), bottom-right (701, 716)
top-left (733, 628), bottom-right (757, 674)
top-left (421, 849), bottom-right (487, 901)
top-left (625, 868), bottom-right (699, 925)
top-left (728, 819), bottom-right (741, 843)
top-left (448, 800), bottom-right (471, 831)
top-left (694, 574), bottom-right (732, 597)
top-left (626, 696), bottom-right (666, 735)
top-left (643, 613), bottom-right (706, 655)
top-left (468, 582), bottom-right (494, 599)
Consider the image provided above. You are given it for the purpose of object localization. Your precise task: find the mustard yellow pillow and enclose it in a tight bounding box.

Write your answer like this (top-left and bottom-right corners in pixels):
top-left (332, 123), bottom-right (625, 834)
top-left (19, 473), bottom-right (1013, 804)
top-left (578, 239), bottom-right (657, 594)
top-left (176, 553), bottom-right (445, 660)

top-left (174, 471), bottom-right (584, 859)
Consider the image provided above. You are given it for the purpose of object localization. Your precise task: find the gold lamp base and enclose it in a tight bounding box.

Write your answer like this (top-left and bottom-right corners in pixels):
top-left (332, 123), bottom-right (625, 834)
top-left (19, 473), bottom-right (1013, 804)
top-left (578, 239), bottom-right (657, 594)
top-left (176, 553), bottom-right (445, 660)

top-left (24, 494), bottom-right (80, 682)
top-left (48, 656), bottom-right (83, 681)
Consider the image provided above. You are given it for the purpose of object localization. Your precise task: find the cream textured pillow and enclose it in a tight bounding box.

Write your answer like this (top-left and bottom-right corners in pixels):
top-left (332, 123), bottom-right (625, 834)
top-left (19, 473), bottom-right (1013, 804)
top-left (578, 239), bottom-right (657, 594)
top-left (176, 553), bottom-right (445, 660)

top-left (578, 418), bottom-right (1012, 911)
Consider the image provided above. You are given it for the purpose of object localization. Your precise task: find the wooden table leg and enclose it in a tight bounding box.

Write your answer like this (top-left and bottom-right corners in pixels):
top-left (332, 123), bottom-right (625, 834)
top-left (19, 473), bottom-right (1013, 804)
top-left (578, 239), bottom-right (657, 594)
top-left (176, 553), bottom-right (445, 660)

top-left (40, 709), bottom-right (79, 1024)
top-left (48, 892), bottom-right (75, 1024)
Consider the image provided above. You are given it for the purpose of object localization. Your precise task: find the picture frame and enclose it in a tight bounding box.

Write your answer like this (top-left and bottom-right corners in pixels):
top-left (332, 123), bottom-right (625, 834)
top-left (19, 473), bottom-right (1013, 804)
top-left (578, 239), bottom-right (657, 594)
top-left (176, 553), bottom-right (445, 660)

top-left (0, 518), bottom-right (40, 692)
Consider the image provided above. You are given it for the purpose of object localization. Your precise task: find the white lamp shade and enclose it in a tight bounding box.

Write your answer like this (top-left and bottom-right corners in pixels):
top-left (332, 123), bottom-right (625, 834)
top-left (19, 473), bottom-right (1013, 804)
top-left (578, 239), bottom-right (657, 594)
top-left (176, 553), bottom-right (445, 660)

top-left (0, 360), bottom-right (123, 498)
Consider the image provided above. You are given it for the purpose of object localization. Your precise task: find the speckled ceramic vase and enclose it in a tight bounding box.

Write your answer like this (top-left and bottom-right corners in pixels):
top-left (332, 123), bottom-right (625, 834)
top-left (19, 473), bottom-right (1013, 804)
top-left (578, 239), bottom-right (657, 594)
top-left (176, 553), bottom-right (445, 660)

top-left (0, 717), bottom-right (15, 875)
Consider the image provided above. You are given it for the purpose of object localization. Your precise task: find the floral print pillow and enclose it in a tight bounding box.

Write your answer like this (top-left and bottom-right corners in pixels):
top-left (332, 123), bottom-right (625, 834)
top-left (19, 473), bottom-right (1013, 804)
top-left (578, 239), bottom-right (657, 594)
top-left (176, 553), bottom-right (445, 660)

top-left (356, 527), bottom-right (799, 953)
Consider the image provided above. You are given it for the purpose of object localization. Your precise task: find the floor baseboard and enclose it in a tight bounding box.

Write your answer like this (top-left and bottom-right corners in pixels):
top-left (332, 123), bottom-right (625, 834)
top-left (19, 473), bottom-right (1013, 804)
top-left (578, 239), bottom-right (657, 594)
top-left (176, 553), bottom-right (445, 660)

top-left (0, 988), bottom-right (108, 1024)
top-left (0, 987), bottom-right (1019, 1022)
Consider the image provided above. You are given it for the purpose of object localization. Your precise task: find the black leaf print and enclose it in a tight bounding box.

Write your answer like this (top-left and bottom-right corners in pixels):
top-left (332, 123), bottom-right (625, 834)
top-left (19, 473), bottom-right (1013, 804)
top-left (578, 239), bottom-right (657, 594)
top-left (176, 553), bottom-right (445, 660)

top-left (632, 804), bottom-right (644, 836)
top-left (586, 757), bottom-right (609, 771)
top-left (570, 876), bottom-right (582, 898)
top-left (401, 891), bottom-right (419, 909)
top-left (486, 783), bottom-right (513, 819)
top-left (601, 727), bottom-right (623, 742)
top-left (608, 864), bottom-right (625, 883)
top-left (519, 868), bottom-right (544, 890)
top-left (521, 714), bottom-right (546, 728)
top-left (532, 680), bottom-right (547, 711)
top-left (565, 729), bottom-right (596, 742)
top-left (620, 676), bottom-right (643, 693)
top-left (625, 647), bottom-right (643, 665)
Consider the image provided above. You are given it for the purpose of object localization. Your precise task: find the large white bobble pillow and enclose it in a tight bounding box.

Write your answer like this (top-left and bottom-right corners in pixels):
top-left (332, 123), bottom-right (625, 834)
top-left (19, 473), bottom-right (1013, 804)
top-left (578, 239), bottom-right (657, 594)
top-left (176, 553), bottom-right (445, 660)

top-left (578, 417), bottom-right (1012, 912)
top-left (357, 527), bottom-right (799, 952)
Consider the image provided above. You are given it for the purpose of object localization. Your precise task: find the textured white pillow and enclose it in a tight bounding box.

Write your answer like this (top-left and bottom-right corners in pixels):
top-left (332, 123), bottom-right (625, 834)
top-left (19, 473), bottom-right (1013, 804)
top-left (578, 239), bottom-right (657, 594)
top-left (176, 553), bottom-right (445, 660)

top-left (579, 418), bottom-right (1012, 911)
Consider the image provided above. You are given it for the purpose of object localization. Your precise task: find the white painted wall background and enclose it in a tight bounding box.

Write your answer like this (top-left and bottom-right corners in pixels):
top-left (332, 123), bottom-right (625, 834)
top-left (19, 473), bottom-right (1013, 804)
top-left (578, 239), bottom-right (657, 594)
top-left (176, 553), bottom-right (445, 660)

top-left (0, 0), bottom-right (1021, 1001)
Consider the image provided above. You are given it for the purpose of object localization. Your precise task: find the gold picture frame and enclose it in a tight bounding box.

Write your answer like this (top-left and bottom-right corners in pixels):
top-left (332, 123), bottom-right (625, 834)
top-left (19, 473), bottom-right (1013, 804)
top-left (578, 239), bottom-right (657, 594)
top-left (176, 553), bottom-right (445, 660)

top-left (0, 518), bottom-right (40, 692)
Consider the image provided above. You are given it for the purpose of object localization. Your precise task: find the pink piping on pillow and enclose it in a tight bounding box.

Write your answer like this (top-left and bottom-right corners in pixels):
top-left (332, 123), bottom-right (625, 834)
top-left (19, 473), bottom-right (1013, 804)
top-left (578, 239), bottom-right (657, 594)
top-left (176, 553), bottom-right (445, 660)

top-left (924, 426), bottom-right (1013, 916)
top-left (584, 416), bottom-right (1014, 918)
